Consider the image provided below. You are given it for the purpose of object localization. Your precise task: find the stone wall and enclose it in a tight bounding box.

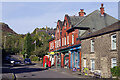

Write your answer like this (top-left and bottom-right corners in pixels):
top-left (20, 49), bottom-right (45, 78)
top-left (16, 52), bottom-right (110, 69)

top-left (81, 31), bottom-right (119, 78)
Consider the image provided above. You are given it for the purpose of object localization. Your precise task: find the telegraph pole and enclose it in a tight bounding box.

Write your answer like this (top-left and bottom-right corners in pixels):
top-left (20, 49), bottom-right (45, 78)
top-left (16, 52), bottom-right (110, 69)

top-left (4, 36), bottom-right (6, 49)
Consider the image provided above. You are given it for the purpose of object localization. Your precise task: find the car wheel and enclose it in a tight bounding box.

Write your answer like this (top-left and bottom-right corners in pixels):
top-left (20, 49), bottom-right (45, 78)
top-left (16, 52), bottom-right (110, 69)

top-left (11, 63), bottom-right (14, 67)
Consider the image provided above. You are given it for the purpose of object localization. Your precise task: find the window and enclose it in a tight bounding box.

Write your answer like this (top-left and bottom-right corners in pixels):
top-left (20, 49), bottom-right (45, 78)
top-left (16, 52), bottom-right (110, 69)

top-left (67, 36), bottom-right (69, 44)
top-left (50, 42), bottom-right (54, 49)
top-left (84, 59), bottom-right (86, 68)
top-left (111, 34), bottom-right (116, 50)
top-left (72, 34), bottom-right (74, 44)
top-left (65, 37), bottom-right (66, 45)
top-left (57, 40), bottom-right (59, 48)
top-left (59, 39), bottom-right (61, 47)
top-left (91, 39), bottom-right (94, 52)
top-left (64, 21), bottom-right (67, 29)
top-left (55, 41), bottom-right (57, 48)
top-left (91, 59), bottom-right (95, 71)
top-left (111, 58), bottom-right (117, 68)
top-left (62, 38), bottom-right (64, 46)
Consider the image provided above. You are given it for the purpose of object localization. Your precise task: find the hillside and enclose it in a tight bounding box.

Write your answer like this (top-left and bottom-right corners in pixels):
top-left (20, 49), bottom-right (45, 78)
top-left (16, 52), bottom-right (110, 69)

top-left (0, 22), bottom-right (17, 36)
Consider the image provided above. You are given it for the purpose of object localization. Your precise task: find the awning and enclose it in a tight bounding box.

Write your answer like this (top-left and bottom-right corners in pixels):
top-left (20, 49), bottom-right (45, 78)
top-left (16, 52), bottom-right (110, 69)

top-left (70, 46), bottom-right (81, 51)
top-left (49, 52), bottom-right (55, 55)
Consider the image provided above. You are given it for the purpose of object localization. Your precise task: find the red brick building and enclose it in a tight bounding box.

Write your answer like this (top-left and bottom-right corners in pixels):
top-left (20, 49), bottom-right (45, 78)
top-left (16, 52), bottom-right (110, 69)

top-left (48, 4), bottom-right (118, 71)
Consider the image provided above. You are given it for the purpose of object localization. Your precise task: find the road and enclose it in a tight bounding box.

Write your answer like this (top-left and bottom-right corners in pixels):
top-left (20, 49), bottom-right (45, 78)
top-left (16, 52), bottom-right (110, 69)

top-left (2, 63), bottom-right (78, 79)
top-left (13, 64), bottom-right (76, 78)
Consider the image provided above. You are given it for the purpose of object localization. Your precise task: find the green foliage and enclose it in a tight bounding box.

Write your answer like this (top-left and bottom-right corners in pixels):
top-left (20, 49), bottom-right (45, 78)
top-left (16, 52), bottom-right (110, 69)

top-left (111, 66), bottom-right (120, 77)
top-left (23, 33), bottom-right (34, 57)
top-left (29, 55), bottom-right (39, 61)
top-left (2, 26), bottom-right (52, 58)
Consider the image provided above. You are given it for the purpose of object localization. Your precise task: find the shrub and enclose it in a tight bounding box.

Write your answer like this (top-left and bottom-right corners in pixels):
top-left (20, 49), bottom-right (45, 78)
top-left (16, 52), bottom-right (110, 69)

top-left (111, 66), bottom-right (120, 77)
top-left (29, 55), bottom-right (39, 61)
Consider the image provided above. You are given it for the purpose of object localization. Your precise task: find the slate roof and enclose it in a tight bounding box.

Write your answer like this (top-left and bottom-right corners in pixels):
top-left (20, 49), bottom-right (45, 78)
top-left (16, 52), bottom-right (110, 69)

top-left (76, 10), bottom-right (118, 31)
top-left (69, 16), bottom-right (85, 26)
top-left (58, 20), bottom-right (63, 30)
top-left (80, 21), bottom-right (120, 40)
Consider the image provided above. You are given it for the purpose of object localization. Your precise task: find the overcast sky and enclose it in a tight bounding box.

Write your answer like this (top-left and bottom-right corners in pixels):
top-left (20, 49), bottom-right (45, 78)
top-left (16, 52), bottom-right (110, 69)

top-left (2, 2), bottom-right (118, 34)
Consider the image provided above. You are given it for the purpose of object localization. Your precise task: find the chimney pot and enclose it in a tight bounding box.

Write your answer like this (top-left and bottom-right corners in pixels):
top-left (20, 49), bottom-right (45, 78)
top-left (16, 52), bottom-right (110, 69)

top-left (100, 3), bottom-right (104, 16)
top-left (79, 9), bottom-right (85, 16)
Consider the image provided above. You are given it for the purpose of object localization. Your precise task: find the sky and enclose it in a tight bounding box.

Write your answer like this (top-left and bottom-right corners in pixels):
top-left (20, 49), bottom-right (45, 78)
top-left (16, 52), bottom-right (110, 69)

top-left (2, 2), bottom-right (118, 34)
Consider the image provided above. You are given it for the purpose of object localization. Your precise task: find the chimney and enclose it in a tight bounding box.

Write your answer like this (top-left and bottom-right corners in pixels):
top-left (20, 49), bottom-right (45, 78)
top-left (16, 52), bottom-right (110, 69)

top-left (100, 3), bottom-right (104, 16)
top-left (79, 9), bottom-right (85, 16)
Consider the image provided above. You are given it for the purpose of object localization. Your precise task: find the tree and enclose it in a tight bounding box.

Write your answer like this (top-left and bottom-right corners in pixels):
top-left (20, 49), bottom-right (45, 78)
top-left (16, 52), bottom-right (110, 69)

top-left (23, 32), bottom-right (34, 57)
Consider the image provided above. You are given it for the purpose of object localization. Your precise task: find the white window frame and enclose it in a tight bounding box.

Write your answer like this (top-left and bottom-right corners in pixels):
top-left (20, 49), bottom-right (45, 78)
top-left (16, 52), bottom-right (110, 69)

top-left (65, 37), bottom-right (66, 45)
top-left (91, 39), bottom-right (94, 52)
top-left (72, 34), bottom-right (74, 44)
top-left (84, 59), bottom-right (86, 68)
top-left (91, 59), bottom-right (95, 72)
top-left (111, 34), bottom-right (116, 50)
top-left (67, 36), bottom-right (69, 45)
top-left (62, 38), bottom-right (63, 46)
top-left (111, 58), bottom-right (117, 68)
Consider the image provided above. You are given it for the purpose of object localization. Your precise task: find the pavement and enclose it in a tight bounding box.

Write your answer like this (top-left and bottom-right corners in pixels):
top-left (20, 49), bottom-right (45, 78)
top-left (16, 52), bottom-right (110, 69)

top-left (49, 66), bottom-right (92, 78)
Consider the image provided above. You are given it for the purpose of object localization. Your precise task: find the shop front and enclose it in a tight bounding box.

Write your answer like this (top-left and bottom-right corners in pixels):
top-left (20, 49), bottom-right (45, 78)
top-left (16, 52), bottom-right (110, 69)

top-left (70, 46), bottom-right (81, 71)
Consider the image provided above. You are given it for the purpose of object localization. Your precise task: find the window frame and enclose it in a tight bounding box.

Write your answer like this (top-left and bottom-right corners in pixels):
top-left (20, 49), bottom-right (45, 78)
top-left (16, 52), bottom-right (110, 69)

top-left (91, 59), bottom-right (95, 72)
top-left (67, 35), bottom-right (69, 45)
top-left (111, 34), bottom-right (117, 50)
top-left (91, 39), bottom-right (94, 52)
top-left (111, 58), bottom-right (117, 68)
top-left (84, 59), bottom-right (86, 68)
top-left (65, 37), bottom-right (66, 45)
top-left (72, 34), bottom-right (74, 45)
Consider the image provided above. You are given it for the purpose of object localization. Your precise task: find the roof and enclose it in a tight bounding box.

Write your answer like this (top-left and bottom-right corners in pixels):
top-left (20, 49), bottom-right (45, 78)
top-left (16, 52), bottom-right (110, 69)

top-left (58, 20), bottom-right (63, 30)
top-left (76, 10), bottom-right (118, 31)
top-left (69, 16), bottom-right (85, 26)
top-left (80, 21), bottom-right (120, 40)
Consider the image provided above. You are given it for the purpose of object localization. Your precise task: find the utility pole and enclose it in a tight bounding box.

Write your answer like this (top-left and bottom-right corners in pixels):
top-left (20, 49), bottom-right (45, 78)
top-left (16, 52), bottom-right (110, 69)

top-left (4, 36), bottom-right (6, 49)
top-left (35, 40), bottom-right (36, 51)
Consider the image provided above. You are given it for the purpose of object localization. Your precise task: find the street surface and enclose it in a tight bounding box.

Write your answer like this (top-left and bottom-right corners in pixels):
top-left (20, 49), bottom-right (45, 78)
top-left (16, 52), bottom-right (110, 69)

top-left (2, 63), bottom-right (79, 79)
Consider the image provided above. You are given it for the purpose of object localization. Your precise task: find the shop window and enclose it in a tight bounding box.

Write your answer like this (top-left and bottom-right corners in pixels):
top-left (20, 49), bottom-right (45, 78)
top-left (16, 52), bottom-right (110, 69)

top-left (111, 58), bottom-right (117, 68)
top-left (111, 34), bottom-right (116, 50)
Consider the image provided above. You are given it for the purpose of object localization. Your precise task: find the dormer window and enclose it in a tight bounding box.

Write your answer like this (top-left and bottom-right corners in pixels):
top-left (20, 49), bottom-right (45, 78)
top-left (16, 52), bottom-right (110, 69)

top-left (64, 21), bottom-right (67, 29)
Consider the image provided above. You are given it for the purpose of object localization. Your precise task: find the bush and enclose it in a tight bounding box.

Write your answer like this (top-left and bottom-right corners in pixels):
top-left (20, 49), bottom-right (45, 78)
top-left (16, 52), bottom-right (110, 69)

top-left (29, 55), bottom-right (39, 61)
top-left (111, 66), bottom-right (120, 77)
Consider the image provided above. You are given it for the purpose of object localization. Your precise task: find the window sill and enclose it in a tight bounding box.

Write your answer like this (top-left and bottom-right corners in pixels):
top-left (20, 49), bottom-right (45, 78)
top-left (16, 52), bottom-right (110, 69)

top-left (110, 49), bottom-right (117, 51)
top-left (90, 52), bottom-right (94, 54)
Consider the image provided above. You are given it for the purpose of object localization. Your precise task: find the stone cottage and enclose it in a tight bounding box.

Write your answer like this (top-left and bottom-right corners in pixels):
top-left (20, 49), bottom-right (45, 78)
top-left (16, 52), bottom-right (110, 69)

top-left (80, 21), bottom-right (120, 78)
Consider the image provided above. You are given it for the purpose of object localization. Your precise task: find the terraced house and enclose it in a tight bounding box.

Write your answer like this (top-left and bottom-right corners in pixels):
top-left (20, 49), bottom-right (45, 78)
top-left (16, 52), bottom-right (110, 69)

top-left (80, 21), bottom-right (120, 78)
top-left (48, 4), bottom-right (118, 73)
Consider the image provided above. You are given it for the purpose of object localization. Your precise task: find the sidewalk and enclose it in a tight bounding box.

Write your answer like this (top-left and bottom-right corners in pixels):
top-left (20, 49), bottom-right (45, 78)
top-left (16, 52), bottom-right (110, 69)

top-left (2, 73), bottom-right (15, 80)
top-left (49, 66), bottom-right (92, 78)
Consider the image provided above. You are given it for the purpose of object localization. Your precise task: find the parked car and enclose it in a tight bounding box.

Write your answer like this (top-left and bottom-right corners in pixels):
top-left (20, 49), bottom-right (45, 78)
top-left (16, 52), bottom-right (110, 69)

top-left (10, 58), bottom-right (21, 66)
top-left (24, 58), bottom-right (32, 65)
top-left (5, 55), bottom-right (11, 63)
